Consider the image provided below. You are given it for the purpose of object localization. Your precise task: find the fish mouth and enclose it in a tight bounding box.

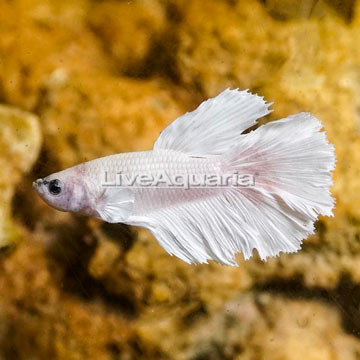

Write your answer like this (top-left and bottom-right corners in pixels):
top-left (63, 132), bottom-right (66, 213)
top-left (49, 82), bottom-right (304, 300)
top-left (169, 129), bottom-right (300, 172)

top-left (33, 178), bottom-right (42, 189)
top-left (33, 178), bottom-right (46, 194)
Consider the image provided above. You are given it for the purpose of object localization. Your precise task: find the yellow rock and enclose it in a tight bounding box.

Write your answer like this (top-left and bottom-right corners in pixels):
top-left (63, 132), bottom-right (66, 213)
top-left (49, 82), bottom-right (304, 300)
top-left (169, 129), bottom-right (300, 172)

top-left (134, 293), bottom-right (360, 360)
top-left (0, 105), bottom-right (41, 247)
top-left (88, 0), bottom-right (167, 75)
top-left (38, 73), bottom-right (184, 168)
top-left (0, 0), bottom-right (112, 110)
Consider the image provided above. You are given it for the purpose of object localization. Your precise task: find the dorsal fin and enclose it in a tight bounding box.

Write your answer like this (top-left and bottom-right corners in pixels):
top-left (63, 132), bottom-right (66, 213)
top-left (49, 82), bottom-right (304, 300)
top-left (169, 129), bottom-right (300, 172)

top-left (153, 88), bottom-right (272, 155)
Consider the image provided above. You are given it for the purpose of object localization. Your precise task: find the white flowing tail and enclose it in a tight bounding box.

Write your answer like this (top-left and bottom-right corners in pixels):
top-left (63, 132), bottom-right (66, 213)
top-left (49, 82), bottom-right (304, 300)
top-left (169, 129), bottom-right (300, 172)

top-left (222, 112), bottom-right (335, 261)
top-left (131, 89), bottom-right (335, 265)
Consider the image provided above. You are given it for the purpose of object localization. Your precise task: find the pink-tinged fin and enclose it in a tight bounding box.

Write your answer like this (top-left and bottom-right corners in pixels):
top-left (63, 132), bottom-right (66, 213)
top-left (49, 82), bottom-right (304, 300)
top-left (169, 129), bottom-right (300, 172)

top-left (129, 112), bottom-right (335, 265)
top-left (96, 187), bottom-right (135, 223)
top-left (153, 88), bottom-right (272, 155)
top-left (222, 112), bottom-right (335, 260)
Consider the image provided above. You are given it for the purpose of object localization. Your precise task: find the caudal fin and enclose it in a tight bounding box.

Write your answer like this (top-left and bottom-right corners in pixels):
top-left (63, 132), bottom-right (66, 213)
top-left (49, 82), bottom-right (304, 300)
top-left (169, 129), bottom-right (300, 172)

top-left (223, 112), bottom-right (335, 260)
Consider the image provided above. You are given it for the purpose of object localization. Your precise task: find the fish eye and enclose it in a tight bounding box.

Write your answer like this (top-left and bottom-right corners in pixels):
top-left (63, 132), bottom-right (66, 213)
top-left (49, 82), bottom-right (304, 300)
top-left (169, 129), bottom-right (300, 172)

top-left (48, 179), bottom-right (62, 195)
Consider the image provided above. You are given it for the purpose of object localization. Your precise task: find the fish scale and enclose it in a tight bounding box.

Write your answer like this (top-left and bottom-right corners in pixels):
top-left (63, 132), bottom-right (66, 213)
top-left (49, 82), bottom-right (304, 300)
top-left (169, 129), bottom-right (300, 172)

top-left (84, 149), bottom-right (223, 214)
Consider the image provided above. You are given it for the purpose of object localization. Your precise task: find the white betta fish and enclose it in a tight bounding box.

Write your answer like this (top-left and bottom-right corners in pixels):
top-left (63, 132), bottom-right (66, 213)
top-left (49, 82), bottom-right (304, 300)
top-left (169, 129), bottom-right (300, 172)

top-left (33, 89), bottom-right (335, 265)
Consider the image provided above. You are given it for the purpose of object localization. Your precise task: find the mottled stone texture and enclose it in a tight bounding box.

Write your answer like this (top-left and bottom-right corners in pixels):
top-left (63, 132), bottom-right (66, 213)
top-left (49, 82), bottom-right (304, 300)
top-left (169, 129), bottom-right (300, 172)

top-left (0, 0), bottom-right (360, 359)
top-left (0, 105), bottom-right (41, 247)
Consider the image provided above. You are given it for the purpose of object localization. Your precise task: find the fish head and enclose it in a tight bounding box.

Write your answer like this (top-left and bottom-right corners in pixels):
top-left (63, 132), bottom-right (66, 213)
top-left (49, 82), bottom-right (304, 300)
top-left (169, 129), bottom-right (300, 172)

top-left (33, 165), bottom-right (95, 214)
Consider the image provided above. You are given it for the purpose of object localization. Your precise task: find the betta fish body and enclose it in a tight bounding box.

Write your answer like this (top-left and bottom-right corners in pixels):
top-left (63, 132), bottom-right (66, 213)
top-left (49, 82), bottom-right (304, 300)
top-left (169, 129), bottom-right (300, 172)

top-left (33, 89), bottom-right (335, 265)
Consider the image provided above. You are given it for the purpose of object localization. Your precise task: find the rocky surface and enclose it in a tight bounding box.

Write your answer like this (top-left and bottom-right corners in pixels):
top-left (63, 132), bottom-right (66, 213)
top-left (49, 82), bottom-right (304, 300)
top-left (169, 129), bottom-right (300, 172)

top-left (0, 0), bottom-right (360, 359)
top-left (88, 0), bottom-right (168, 76)
top-left (0, 105), bottom-right (41, 247)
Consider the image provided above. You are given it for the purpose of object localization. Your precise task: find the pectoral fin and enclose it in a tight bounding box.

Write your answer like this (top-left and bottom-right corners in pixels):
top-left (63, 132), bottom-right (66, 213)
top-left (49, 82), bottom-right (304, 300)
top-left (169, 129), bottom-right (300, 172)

top-left (96, 187), bottom-right (134, 223)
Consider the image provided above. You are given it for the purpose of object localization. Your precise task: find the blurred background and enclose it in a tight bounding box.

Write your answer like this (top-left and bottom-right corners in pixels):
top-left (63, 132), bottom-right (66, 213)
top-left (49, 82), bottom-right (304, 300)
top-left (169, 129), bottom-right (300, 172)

top-left (0, 0), bottom-right (359, 359)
